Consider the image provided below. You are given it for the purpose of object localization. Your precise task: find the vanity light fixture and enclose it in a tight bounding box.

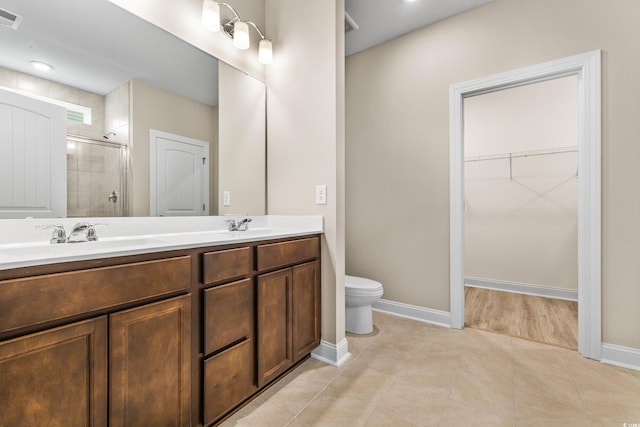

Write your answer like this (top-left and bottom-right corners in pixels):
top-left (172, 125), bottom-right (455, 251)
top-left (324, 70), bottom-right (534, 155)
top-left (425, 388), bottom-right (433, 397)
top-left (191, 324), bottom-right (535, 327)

top-left (232, 20), bottom-right (250, 50)
top-left (30, 61), bottom-right (53, 72)
top-left (201, 0), bottom-right (273, 64)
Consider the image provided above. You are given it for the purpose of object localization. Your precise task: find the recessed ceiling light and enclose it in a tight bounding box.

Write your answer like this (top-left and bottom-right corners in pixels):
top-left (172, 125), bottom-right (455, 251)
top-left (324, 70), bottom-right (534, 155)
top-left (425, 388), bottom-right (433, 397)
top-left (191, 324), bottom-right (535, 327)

top-left (30, 61), bottom-right (53, 72)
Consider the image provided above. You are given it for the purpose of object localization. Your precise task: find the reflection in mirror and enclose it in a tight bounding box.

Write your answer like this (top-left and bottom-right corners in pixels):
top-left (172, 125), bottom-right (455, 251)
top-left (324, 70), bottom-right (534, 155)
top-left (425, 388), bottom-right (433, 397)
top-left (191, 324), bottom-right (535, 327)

top-left (218, 62), bottom-right (266, 216)
top-left (0, 0), bottom-right (266, 218)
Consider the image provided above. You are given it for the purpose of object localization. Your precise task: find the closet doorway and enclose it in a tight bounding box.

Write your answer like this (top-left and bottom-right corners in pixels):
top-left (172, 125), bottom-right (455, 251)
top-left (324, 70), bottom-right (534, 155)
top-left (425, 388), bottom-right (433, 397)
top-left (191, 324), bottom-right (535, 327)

top-left (449, 51), bottom-right (602, 360)
top-left (463, 76), bottom-right (579, 349)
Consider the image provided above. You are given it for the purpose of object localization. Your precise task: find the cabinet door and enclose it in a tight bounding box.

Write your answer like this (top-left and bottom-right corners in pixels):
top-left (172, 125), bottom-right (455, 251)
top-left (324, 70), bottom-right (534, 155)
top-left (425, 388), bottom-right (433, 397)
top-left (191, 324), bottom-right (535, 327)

top-left (0, 317), bottom-right (108, 427)
top-left (203, 278), bottom-right (253, 356)
top-left (203, 339), bottom-right (255, 425)
top-left (257, 269), bottom-right (293, 387)
top-left (292, 261), bottom-right (321, 362)
top-left (110, 295), bottom-right (191, 427)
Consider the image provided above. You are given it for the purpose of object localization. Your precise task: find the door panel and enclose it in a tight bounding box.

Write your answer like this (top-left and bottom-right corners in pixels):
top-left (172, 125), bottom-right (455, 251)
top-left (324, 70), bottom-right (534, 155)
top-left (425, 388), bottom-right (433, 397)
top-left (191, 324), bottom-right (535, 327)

top-left (292, 261), bottom-right (321, 362)
top-left (150, 130), bottom-right (209, 216)
top-left (110, 295), bottom-right (191, 427)
top-left (0, 317), bottom-right (108, 427)
top-left (257, 269), bottom-right (293, 387)
top-left (0, 88), bottom-right (66, 218)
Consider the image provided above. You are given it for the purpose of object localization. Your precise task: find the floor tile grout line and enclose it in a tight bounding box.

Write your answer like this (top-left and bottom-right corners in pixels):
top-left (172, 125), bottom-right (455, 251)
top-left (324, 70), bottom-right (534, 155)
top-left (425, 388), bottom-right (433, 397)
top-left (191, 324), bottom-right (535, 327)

top-left (559, 347), bottom-right (597, 423)
top-left (282, 344), bottom-right (374, 427)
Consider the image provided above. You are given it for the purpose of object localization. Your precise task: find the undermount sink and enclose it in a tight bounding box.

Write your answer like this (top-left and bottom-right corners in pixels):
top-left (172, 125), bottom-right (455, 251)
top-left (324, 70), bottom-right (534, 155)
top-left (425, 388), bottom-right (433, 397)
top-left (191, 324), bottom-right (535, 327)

top-left (0, 237), bottom-right (168, 258)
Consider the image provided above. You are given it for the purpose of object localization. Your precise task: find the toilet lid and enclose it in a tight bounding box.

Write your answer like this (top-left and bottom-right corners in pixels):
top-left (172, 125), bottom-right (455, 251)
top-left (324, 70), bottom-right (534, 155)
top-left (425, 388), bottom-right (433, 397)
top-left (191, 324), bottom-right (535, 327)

top-left (345, 275), bottom-right (383, 292)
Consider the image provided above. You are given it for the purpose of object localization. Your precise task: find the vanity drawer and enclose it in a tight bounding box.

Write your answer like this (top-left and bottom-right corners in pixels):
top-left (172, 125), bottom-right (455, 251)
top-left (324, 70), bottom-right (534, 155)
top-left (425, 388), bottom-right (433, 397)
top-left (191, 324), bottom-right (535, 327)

top-left (203, 278), bottom-right (253, 356)
top-left (203, 338), bottom-right (256, 425)
top-left (0, 256), bottom-right (191, 337)
top-left (202, 247), bottom-right (252, 285)
top-left (257, 237), bottom-right (320, 272)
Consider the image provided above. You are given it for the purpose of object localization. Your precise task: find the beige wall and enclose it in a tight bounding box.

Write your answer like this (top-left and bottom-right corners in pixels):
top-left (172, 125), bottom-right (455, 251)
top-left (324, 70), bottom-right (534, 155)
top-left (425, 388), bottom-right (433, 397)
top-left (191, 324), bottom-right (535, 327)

top-left (265, 0), bottom-right (346, 345)
top-left (130, 79), bottom-right (218, 216)
top-left (346, 0), bottom-right (640, 349)
top-left (465, 77), bottom-right (578, 290)
top-left (218, 62), bottom-right (266, 215)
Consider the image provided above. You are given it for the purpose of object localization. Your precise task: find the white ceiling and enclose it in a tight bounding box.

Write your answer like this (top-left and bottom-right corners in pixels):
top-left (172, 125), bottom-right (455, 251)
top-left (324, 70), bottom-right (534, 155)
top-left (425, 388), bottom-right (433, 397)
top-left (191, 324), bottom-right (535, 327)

top-left (345, 0), bottom-right (493, 56)
top-left (0, 0), bottom-right (219, 106)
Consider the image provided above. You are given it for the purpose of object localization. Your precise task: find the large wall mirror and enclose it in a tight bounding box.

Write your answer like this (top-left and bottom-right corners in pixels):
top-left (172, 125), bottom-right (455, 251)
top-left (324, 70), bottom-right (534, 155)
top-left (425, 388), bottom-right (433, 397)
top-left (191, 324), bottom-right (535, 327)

top-left (0, 0), bottom-right (266, 218)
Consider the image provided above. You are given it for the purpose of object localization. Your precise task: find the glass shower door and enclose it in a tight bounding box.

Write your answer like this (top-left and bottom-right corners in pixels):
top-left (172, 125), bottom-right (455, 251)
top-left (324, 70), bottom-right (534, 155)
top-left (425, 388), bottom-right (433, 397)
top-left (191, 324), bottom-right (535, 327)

top-left (67, 136), bottom-right (127, 217)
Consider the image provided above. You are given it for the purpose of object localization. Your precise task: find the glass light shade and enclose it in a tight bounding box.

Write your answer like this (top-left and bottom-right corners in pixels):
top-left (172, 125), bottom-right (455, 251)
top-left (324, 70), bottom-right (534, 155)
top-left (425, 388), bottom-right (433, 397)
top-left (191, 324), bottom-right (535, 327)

top-left (258, 39), bottom-right (273, 65)
top-left (201, 0), bottom-right (220, 32)
top-left (233, 21), bottom-right (250, 50)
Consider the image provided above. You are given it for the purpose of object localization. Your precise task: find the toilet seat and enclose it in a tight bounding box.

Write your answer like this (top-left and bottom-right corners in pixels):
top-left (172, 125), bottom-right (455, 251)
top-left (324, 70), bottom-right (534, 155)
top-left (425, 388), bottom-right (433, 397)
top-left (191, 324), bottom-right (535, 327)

top-left (345, 275), bottom-right (383, 296)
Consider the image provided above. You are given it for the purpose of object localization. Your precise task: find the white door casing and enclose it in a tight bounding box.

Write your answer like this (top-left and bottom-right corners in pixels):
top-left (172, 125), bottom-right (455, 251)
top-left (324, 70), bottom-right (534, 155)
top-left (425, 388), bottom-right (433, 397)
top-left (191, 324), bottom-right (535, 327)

top-left (150, 130), bottom-right (209, 217)
top-left (0, 88), bottom-right (66, 218)
top-left (449, 51), bottom-right (602, 360)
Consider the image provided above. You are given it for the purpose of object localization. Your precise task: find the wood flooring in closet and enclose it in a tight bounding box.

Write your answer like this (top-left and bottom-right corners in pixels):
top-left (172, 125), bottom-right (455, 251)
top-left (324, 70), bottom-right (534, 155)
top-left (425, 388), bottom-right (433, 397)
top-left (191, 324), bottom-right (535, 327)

top-left (464, 286), bottom-right (578, 350)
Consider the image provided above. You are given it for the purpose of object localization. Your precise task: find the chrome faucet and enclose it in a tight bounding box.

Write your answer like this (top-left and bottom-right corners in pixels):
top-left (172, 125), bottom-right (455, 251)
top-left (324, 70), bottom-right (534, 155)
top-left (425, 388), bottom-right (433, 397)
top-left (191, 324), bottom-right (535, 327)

top-left (67, 222), bottom-right (100, 243)
top-left (37, 224), bottom-right (67, 244)
top-left (225, 218), bottom-right (252, 232)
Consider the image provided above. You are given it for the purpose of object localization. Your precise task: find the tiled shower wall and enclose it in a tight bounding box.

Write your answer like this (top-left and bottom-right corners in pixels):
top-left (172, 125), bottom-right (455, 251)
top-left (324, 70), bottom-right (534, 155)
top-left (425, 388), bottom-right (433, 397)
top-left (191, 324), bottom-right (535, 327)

top-left (0, 66), bottom-right (106, 140)
top-left (67, 141), bottom-right (125, 217)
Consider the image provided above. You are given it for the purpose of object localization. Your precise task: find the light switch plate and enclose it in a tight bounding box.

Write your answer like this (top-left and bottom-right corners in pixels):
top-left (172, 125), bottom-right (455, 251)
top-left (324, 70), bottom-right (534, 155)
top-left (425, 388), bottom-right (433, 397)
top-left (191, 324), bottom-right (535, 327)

top-left (223, 191), bottom-right (231, 206)
top-left (315, 185), bottom-right (327, 205)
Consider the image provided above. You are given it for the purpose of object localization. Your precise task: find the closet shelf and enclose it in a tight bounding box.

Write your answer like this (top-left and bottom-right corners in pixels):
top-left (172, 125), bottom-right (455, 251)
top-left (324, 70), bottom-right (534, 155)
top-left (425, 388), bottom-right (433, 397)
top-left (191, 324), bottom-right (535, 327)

top-left (464, 146), bottom-right (577, 163)
top-left (464, 146), bottom-right (578, 181)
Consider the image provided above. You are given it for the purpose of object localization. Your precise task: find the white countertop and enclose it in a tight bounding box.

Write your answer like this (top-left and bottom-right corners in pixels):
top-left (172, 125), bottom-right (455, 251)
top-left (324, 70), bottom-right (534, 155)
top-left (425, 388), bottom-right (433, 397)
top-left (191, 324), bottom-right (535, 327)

top-left (0, 215), bottom-right (323, 270)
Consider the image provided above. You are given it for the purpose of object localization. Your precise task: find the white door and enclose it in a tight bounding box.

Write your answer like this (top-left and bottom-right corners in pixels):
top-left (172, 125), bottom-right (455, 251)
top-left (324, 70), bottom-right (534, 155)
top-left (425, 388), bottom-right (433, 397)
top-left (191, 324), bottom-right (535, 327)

top-left (0, 88), bottom-right (66, 218)
top-left (150, 130), bottom-right (209, 216)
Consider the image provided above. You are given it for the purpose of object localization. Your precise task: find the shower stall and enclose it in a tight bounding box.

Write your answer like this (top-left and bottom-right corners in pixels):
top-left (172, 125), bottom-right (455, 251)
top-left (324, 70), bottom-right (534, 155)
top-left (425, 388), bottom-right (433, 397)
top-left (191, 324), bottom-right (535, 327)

top-left (66, 135), bottom-right (127, 217)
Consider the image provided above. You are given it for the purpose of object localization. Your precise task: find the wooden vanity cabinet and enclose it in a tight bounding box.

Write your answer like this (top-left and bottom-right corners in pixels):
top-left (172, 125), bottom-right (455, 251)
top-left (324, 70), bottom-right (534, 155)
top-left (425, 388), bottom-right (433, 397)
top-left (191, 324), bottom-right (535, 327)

top-left (201, 247), bottom-right (257, 426)
top-left (202, 278), bottom-right (256, 425)
top-left (0, 317), bottom-right (108, 427)
top-left (291, 261), bottom-right (321, 362)
top-left (257, 268), bottom-right (294, 386)
top-left (200, 236), bottom-right (321, 425)
top-left (0, 254), bottom-right (193, 427)
top-left (110, 295), bottom-right (191, 427)
top-left (256, 238), bottom-right (321, 387)
top-left (0, 234), bottom-right (321, 427)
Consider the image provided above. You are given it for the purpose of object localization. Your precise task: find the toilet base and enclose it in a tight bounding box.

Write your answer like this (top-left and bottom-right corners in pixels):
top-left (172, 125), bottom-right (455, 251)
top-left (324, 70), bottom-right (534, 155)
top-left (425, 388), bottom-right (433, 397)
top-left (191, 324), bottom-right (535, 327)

top-left (346, 304), bottom-right (374, 334)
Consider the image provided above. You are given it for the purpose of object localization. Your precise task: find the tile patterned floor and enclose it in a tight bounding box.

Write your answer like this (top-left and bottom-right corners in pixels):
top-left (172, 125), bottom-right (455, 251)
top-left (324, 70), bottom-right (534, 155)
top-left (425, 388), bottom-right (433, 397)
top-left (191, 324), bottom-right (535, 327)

top-left (221, 311), bottom-right (640, 427)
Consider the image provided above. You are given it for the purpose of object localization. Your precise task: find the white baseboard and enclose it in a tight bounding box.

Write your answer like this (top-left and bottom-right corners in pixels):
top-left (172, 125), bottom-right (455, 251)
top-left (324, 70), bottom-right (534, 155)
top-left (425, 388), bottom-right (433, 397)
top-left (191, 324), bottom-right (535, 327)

top-left (601, 343), bottom-right (640, 372)
top-left (372, 298), bottom-right (451, 328)
top-left (311, 338), bottom-right (350, 367)
top-left (465, 277), bottom-right (578, 301)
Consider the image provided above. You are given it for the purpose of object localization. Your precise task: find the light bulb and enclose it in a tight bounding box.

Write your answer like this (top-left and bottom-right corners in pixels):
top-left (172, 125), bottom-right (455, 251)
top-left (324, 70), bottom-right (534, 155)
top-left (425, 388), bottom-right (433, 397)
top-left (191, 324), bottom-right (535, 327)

top-left (233, 21), bottom-right (250, 50)
top-left (201, 0), bottom-right (220, 32)
top-left (258, 39), bottom-right (273, 65)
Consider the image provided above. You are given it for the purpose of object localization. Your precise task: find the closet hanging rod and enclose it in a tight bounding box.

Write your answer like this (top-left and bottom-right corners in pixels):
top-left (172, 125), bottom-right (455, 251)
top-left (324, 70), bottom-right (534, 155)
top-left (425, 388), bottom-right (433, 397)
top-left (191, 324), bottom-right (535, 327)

top-left (464, 146), bottom-right (578, 163)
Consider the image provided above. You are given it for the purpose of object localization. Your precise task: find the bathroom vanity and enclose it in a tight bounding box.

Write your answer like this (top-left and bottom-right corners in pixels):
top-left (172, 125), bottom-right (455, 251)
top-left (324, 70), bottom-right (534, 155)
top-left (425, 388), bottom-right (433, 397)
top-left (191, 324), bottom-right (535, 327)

top-left (0, 216), bottom-right (322, 427)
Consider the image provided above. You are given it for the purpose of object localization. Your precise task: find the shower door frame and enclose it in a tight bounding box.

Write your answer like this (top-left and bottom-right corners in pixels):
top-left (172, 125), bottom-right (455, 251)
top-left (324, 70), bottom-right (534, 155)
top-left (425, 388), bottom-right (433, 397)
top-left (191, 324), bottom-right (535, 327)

top-left (449, 50), bottom-right (602, 360)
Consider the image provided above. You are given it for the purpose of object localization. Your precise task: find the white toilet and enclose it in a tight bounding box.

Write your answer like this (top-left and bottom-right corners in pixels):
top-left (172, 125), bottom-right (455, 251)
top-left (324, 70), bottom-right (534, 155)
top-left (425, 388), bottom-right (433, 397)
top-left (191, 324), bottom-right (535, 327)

top-left (345, 275), bottom-right (384, 334)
